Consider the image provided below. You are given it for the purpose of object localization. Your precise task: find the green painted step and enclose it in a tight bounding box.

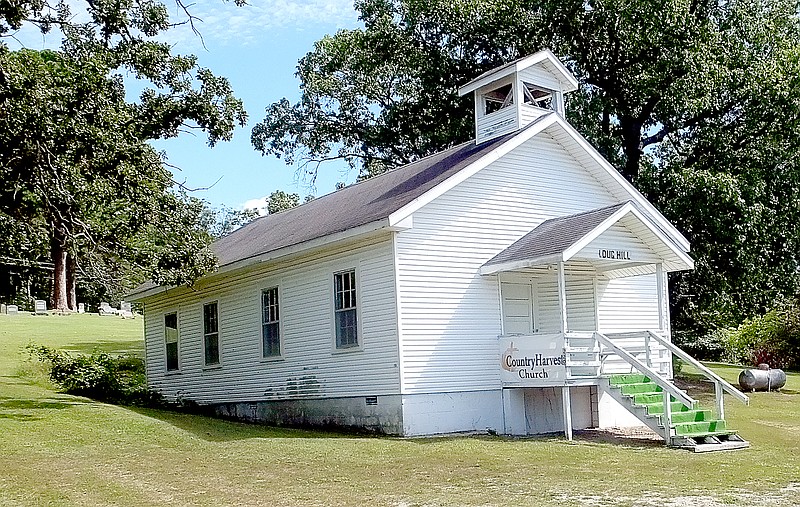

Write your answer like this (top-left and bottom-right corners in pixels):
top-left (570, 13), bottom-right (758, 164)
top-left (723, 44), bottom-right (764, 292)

top-left (674, 420), bottom-right (727, 436)
top-left (642, 401), bottom-right (694, 415)
top-left (607, 374), bottom-right (743, 444)
top-left (620, 382), bottom-right (663, 395)
top-left (609, 374), bottom-right (650, 385)
top-left (633, 392), bottom-right (678, 405)
top-left (669, 410), bottom-right (712, 423)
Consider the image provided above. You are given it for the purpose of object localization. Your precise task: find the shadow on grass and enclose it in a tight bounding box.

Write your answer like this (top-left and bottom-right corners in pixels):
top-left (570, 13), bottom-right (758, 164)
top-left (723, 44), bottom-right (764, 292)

top-left (126, 406), bottom-right (358, 442)
top-left (62, 339), bottom-right (144, 356)
top-left (0, 396), bottom-right (86, 421)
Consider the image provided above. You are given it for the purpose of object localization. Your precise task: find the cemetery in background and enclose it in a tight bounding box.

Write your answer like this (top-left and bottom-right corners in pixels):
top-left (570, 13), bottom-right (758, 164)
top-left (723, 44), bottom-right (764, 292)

top-left (0, 256), bottom-right (132, 315)
top-left (0, 256), bottom-right (52, 312)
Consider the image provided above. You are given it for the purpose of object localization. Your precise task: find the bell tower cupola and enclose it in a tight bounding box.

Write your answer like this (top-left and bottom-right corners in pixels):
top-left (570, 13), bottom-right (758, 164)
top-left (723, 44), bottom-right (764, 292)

top-left (458, 49), bottom-right (579, 144)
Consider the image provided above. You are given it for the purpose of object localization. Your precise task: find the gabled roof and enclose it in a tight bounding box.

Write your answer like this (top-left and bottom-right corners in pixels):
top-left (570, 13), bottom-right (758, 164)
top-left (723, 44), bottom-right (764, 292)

top-left (458, 49), bottom-right (580, 96)
top-left (482, 203), bottom-right (627, 269)
top-left (130, 111), bottom-right (691, 300)
top-left (210, 128), bottom-right (518, 268)
top-left (480, 201), bottom-right (694, 276)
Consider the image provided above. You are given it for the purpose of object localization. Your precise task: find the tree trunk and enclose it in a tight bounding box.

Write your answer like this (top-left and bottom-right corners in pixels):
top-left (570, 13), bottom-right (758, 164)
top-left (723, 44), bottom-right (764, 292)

top-left (619, 116), bottom-right (643, 184)
top-left (51, 227), bottom-right (69, 311)
top-left (66, 254), bottom-right (77, 311)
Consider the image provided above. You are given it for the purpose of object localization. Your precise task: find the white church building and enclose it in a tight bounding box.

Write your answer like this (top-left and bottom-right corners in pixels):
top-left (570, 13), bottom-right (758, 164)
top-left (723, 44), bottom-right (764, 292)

top-left (130, 50), bottom-right (748, 451)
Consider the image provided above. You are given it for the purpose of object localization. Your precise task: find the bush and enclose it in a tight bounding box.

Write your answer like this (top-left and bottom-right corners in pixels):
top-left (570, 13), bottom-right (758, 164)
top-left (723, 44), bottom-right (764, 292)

top-left (722, 301), bottom-right (800, 369)
top-left (28, 345), bottom-right (164, 406)
top-left (672, 329), bottom-right (727, 361)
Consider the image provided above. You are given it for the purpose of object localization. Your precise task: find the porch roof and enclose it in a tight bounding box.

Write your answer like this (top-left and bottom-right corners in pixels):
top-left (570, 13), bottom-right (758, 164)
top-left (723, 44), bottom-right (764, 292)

top-left (480, 201), bottom-right (694, 277)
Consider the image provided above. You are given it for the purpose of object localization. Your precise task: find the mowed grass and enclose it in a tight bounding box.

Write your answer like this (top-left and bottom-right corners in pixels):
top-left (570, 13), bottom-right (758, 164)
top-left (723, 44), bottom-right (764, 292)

top-left (1, 313), bottom-right (799, 507)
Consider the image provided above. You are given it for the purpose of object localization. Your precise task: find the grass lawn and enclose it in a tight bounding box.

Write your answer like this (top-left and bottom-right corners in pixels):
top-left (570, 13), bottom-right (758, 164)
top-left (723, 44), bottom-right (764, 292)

top-left (1, 313), bottom-right (799, 506)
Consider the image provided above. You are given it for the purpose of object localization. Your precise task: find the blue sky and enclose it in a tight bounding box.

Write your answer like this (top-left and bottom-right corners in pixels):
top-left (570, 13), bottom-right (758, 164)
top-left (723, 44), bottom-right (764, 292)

top-left (14, 0), bottom-right (361, 212)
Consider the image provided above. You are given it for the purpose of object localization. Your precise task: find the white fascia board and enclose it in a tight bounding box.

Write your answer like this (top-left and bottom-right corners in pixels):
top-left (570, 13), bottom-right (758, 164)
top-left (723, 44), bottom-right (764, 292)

top-left (479, 254), bottom-right (564, 275)
top-left (623, 206), bottom-right (695, 269)
top-left (458, 50), bottom-right (579, 96)
top-left (130, 219), bottom-right (392, 301)
top-left (536, 49), bottom-right (580, 91)
top-left (549, 116), bottom-right (691, 251)
top-left (562, 203), bottom-right (694, 270)
top-left (388, 114), bottom-right (558, 227)
top-left (562, 203), bottom-right (635, 260)
top-left (127, 285), bottom-right (168, 302)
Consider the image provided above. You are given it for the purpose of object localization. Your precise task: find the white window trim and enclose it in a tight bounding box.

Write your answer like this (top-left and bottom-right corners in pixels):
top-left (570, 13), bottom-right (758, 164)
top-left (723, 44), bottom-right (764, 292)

top-left (331, 267), bottom-right (363, 353)
top-left (164, 310), bottom-right (181, 374)
top-left (260, 285), bottom-right (285, 361)
top-left (202, 300), bottom-right (222, 369)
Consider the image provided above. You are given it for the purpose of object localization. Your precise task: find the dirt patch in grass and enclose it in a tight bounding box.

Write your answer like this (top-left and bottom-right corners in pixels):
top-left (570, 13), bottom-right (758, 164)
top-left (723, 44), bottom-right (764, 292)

top-left (574, 426), bottom-right (663, 447)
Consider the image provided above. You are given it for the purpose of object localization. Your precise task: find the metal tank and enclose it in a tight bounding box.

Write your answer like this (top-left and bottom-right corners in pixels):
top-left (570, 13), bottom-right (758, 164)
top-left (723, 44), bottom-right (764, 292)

top-left (738, 366), bottom-right (787, 392)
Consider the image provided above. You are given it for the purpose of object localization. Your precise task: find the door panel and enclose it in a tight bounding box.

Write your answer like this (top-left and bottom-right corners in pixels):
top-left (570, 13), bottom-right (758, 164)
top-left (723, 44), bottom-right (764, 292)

top-left (501, 283), bottom-right (533, 334)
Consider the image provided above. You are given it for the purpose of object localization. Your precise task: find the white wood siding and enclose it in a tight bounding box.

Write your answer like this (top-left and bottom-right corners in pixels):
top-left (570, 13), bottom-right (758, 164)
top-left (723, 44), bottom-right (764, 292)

top-left (476, 105), bottom-right (519, 143)
top-left (597, 274), bottom-right (670, 375)
top-left (503, 270), bottom-right (596, 334)
top-left (577, 222), bottom-right (662, 266)
top-left (518, 67), bottom-right (563, 92)
top-left (142, 236), bottom-right (400, 404)
top-left (518, 104), bottom-right (549, 127)
top-left (395, 133), bottom-right (622, 394)
top-left (596, 274), bottom-right (659, 332)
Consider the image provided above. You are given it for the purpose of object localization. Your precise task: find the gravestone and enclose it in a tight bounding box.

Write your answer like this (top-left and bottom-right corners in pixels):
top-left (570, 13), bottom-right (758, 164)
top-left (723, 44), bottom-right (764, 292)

top-left (34, 300), bottom-right (47, 315)
top-left (1, 303), bottom-right (5, 314)
top-left (99, 302), bottom-right (115, 315)
top-left (7, 305), bottom-right (18, 315)
top-left (78, 303), bottom-right (85, 314)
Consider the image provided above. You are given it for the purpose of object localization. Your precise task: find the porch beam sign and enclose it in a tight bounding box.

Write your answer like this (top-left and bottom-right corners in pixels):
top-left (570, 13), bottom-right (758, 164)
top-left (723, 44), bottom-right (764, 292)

top-left (499, 334), bottom-right (567, 386)
top-left (597, 248), bottom-right (631, 260)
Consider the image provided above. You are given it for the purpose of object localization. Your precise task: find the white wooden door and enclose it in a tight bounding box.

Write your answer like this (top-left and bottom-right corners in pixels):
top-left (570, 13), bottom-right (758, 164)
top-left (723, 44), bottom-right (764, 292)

top-left (501, 282), bottom-right (534, 334)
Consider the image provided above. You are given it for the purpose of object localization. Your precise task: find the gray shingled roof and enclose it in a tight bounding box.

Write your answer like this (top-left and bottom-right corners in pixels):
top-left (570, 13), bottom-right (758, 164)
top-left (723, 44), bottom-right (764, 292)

top-left (211, 127), bottom-right (526, 268)
top-left (129, 118), bottom-right (550, 298)
top-left (483, 202), bottom-right (629, 268)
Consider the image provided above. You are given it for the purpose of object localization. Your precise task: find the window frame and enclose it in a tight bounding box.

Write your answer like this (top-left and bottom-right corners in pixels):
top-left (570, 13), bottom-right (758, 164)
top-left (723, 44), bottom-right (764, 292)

top-left (331, 268), bottom-right (362, 352)
top-left (260, 286), bottom-right (283, 360)
top-left (202, 300), bottom-right (222, 368)
top-left (164, 310), bottom-right (180, 373)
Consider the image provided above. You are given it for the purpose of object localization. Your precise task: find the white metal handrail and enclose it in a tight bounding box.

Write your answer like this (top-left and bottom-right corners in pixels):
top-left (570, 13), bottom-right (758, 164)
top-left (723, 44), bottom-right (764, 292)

top-left (604, 330), bottom-right (671, 376)
top-left (595, 331), bottom-right (695, 441)
top-left (644, 330), bottom-right (749, 420)
top-left (595, 332), bottom-right (695, 409)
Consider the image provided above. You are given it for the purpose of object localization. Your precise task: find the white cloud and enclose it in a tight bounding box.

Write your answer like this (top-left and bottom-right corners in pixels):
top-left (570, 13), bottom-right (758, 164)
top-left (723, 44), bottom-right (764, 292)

top-left (161, 0), bottom-right (358, 50)
top-left (242, 197), bottom-right (269, 215)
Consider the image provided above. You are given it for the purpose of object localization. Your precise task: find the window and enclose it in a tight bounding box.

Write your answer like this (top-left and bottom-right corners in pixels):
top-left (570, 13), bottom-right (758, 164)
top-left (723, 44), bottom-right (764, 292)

top-left (334, 270), bottom-right (358, 348)
top-left (522, 82), bottom-right (553, 109)
top-left (164, 312), bottom-right (179, 371)
top-left (261, 287), bottom-right (281, 358)
top-left (482, 83), bottom-right (513, 115)
top-left (203, 302), bottom-right (220, 366)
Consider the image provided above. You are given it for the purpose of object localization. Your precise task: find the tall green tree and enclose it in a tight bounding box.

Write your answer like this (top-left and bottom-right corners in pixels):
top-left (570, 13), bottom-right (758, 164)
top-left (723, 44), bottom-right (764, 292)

top-left (0, 1), bottom-right (248, 310)
top-left (252, 0), bottom-right (800, 336)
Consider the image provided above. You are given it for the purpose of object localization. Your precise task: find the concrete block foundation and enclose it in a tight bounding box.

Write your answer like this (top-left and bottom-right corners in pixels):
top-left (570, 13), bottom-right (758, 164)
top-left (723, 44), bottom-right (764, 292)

top-left (211, 395), bottom-right (404, 435)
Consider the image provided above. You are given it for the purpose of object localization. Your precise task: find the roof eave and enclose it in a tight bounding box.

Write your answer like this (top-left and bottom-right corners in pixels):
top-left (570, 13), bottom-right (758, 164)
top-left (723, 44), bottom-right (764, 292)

top-left (129, 218), bottom-right (394, 302)
top-left (480, 253), bottom-right (564, 275)
top-left (458, 49), bottom-right (579, 97)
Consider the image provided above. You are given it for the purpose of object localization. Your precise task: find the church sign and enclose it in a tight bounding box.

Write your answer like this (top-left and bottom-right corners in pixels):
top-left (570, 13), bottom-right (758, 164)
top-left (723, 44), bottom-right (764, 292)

top-left (499, 334), bottom-right (567, 386)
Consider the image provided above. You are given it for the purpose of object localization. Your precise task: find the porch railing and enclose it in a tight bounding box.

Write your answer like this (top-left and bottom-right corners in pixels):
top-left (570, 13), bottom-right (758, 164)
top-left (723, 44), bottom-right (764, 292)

top-left (563, 330), bottom-right (749, 440)
top-left (644, 330), bottom-right (749, 419)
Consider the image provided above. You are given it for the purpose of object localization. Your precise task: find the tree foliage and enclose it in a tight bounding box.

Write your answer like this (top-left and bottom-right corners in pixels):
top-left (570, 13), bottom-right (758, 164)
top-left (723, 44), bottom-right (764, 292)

top-left (253, 0), bottom-right (800, 336)
top-left (266, 190), bottom-right (301, 214)
top-left (203, 204), bottom-right (259, 240)
top-left (0, 2), bottom-right (247, 309)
